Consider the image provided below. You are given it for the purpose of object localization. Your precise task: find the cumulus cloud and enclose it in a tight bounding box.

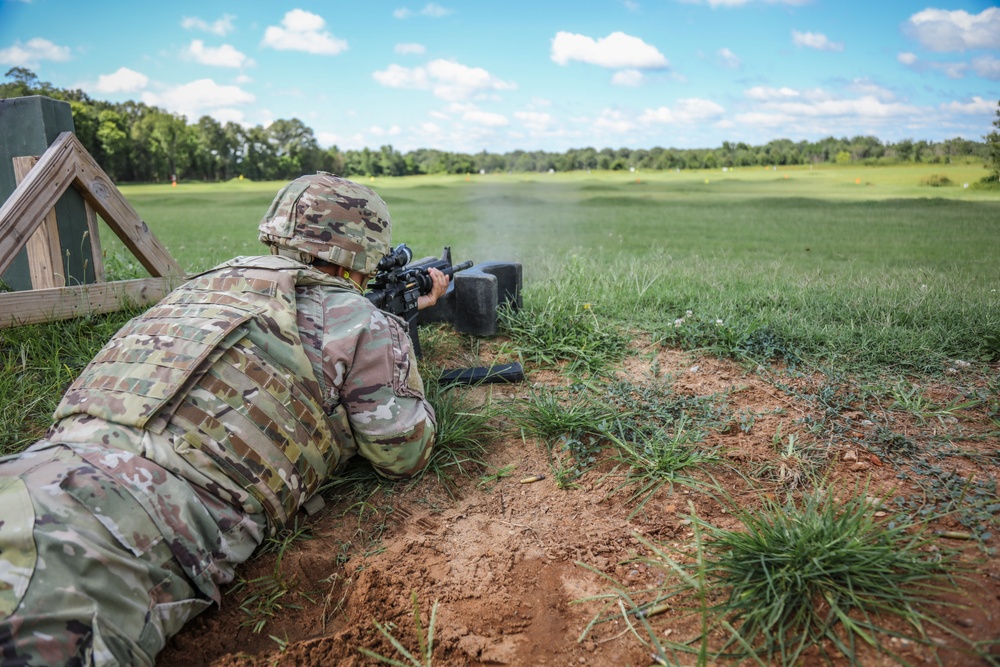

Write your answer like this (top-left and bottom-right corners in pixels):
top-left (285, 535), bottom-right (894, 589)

top-left (735, 84), bottom-right (922, 134)
top-left (261, 10), bottom-right (348, 55)
top-left (551, 31), bottom-right (668, 69)
top-left (369, 125), bottom-right (402, 137)
top-left (792, 30), bottom-right (844, 52)
top-left (592, 109), bottom-right (636, 134)
top-left (972, 55), bottom-right (1000, 80)
top-left (181, 14), bottom-right (235, 36)
top-left (904, 7), bottom-right (1000, 52)
top-left (940, 96), bottom-right (998, 114)
top-left (394, 4), bottom-right (451, 19)
top-left (716, 47), bottom-right (742, 69)
top-left (639, 98), bottom-right (726, 124)
top-left (94, 67), bottom-right (148, 93)
top-left (458, 107), bottom-right (509, 127)
top-left (744, 85), bottom-right (802, 101)
top-left (316, 131), bottom-right (366, 150)
top-left (846, 80), bottom-right (897, 102)
top-left (0, 37), bottom-right (71, 67)
top-left (211, 108), bottom-right (246, 124)
top-left (372, 58), bottom-right (515, 101)
top-left (612, 69), bottom-right (645, 86)
top-left (186, 40), bottom-right (252, 68)
top-left (515, 111), bottom-right (555, 132)
top-left (395, 42), bottom-right (426, 55)
top-left (141, 79), bottom-right (255, 121)
top-left (896, 53), bottom-right (978, 80)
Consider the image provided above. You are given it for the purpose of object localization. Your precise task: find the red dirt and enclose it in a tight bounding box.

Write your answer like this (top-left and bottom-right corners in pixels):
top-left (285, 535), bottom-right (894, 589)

top-left (157, 341), bottom-right (1000, 667)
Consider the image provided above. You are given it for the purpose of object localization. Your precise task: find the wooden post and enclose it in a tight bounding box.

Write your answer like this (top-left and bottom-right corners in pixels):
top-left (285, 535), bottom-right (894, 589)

top-left (0, 96), bottom-right (97, 290)
top-left (13, 156), bottom-right (65, 289)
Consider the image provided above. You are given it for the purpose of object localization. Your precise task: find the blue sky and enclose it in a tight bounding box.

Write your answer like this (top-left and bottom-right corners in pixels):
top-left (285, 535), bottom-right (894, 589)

top-left (1, 0), bottom-right (998, 153)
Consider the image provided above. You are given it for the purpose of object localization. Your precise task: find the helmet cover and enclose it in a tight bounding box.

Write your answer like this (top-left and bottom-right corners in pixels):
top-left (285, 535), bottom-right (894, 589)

top-left (258, 172), bottom-right (391, 275)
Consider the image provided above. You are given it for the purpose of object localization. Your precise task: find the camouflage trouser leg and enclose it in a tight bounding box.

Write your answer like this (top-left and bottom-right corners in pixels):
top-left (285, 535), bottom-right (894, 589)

top-left (0, 444), bottom-right (214, 667)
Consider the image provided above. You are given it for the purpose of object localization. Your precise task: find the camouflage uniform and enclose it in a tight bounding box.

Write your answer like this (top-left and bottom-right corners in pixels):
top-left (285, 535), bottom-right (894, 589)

top-left (0, 254), bottom-right (435, 666)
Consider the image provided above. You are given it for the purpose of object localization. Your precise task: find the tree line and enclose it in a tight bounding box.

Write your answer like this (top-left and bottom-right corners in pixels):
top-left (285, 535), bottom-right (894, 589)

top-left (3, 67), bottom-right (996, 184)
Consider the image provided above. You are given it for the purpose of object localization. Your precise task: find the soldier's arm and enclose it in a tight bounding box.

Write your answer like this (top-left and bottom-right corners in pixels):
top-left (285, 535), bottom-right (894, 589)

top-left (337, 309), bottom-right (436, 479)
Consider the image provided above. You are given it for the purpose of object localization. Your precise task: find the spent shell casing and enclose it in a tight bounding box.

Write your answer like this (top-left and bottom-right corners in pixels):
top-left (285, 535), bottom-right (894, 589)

top-left (519, 475), bottom-right (545, 484)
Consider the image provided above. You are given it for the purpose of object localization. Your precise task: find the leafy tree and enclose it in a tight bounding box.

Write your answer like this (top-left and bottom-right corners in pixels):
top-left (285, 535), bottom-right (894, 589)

top-left (985, 100), bottom-right (1000, 183)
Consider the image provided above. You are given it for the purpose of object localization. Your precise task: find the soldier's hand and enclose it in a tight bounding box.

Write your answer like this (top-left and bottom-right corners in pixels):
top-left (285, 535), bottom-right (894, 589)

top-left (417, 268), bottom-right (450, 310)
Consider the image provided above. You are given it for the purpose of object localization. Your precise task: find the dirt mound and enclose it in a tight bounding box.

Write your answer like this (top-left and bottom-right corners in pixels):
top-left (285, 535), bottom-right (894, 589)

top-left (158, 346), bottom-right (1000, 666)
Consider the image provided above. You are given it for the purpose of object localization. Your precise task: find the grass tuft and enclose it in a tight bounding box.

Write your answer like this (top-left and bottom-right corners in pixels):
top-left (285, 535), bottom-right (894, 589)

top-left (586, 487), bottom-right (977, 665)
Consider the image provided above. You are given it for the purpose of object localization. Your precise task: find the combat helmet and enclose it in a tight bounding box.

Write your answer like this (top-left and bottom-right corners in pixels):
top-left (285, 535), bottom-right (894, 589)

top-left (258, 172), bottom-right (391, 276)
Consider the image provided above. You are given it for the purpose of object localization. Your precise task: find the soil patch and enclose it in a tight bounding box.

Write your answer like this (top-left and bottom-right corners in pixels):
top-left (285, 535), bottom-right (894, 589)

top-left (158, 344), bottom-right (1000, 666)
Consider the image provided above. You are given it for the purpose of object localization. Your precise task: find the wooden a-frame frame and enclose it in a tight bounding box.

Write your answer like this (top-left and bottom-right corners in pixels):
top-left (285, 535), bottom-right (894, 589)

top-left (0, 131), bottom-right (185, 328)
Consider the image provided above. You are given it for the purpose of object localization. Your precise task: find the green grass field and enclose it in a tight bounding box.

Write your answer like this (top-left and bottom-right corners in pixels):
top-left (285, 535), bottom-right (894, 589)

top-left (3, 163), bottom-right (998, 455)
top-left (114, 163), bottom-right (999, 373)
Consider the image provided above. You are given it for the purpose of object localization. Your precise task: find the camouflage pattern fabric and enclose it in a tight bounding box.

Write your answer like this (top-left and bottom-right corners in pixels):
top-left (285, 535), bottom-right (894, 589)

top-left (0, 255), bottom-right (436, 665)
top-left (258, 172), bottom-right (392, 276)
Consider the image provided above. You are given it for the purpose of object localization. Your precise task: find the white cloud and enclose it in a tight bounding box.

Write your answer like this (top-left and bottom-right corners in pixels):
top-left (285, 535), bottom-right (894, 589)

top-left (592, 109), bottom-right (635, 134)
top-left (847, 80), bottom-right (896, 102)
top-left (261, 10), bottom-right (348, 55)
top-left (735, 85), bottom-right (922, 135)
top-left (972, 55), bottom-right (1000, 80)
top-left (141, 78), bottom-right (255, 121)
top-left (234, 74), bottom-right (253, 84)
top-left (897, 54), bottom-right (972, 80)
top-left (186, 40), bottom-right (251, 68)
top-left (717, 47), bottom-right (742, 69)
top-left (369, 125), bottom-right (402, 137)
top-left (792, 30), bottom-right (844, 52)
top-left (211, 108), bottom-right (246, 124)
top-left (372, 63), bottom-right (430, 89)
top-left (372, 59), bottom-right (515, 101)
top-left (461, 108), bottom-right (509, 127)
top-left (94, 67), bottom-right (148, 93)
top-left (395, 42), bottom-right (426, 55)
top-left (0, 38), bottom-right (71, 67)
top-left (640, 98), bottom-right (726, 124)
top-left (904, 8), bottom-right (1000, 52)
top-left (551, 31), bottom-right (668, 69)
top-left (612, 69), bottom-right (645, 86)
top-left (744, 86), bottom-right (802, 101)
top-left (181, 14), bottom-right (235, 36)
top-left (394, 4), bottom-right (451, 19)
top-left (940, 96), bottom-right (997, 114)
top-left (515, 111), bottom-right (555, 132)
top-left (316, 131), bottom-right (366, 149)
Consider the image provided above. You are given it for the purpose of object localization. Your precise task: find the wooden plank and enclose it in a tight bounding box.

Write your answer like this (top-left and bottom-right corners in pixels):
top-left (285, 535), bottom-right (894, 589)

top-left (12, 156), bottom-right (65, 289)
top-left (0, 132), bottom-right (78, 277)
top-left (83, 200), bottom-right (106, 282)
top-left (0, 276), bottom-right (175, 328)
top-left (68, 134), bottom-right (183, 278)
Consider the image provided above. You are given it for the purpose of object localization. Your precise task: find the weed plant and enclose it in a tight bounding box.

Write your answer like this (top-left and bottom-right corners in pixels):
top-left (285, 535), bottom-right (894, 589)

top-left (417, 376), bottom-right (502, 487)
top-left (658, 310), bottom-right (801, 366)
top-left (584, 488), bottom-right (976, 666)
top-left (511, 385), bottom-right (618, 486)
top-left (499, 296), bottom-right (629, 375)
top-left (601, 380), bottom-right (727, 515)
top-left (357, 591), bottom-right (439, 667)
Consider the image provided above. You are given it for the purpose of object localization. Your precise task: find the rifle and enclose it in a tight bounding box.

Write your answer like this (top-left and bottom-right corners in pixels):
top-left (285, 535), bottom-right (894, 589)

top-left (365, 244), bottom-right (524, 386)
top-left (366, 244), bottom-right (473, 358)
